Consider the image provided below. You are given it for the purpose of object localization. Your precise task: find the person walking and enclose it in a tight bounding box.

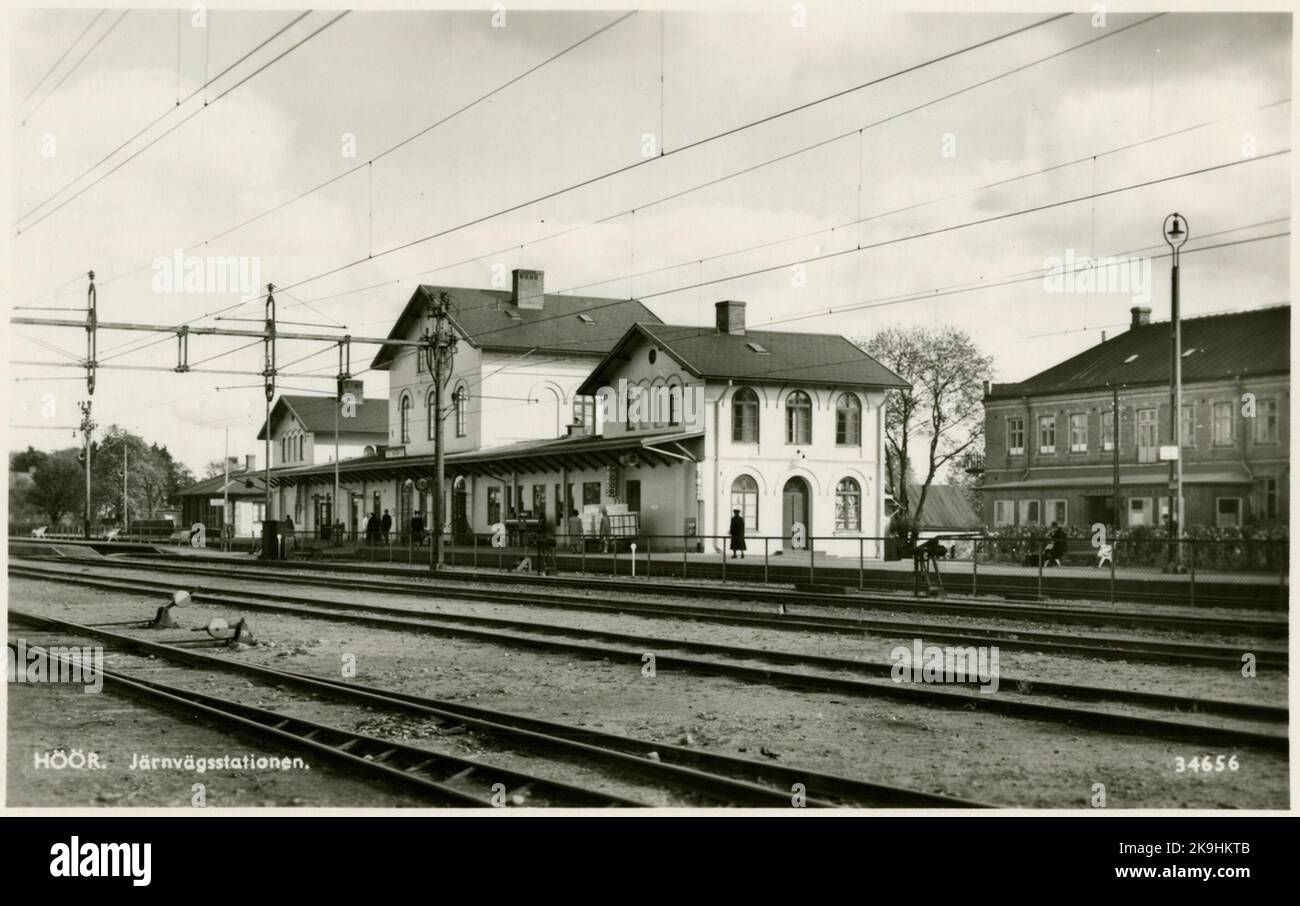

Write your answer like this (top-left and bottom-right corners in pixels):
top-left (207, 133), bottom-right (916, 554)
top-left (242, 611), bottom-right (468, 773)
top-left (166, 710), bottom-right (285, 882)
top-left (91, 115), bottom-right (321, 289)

top-left (728, 508), bottom-right (747, 559)
top-left (381, 509), bottom-right (393, 544)
top-left (598, 506), bottom-right (611, 553)
top-left (365, 513), bottom-right (379, 547)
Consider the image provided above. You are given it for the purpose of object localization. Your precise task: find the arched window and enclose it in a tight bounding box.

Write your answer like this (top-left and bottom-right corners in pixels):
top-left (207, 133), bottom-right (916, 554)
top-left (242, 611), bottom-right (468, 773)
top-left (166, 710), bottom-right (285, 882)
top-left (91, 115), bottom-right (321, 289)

top-left (455, 385), bottom-right (468, 437)
top-left (785, 390), bottom-right (811, 445)
top-left (400, 394), bottom-right (412, 444)
top-left (732, 387), bottom-right (759, 443)
top-left (426, 390), bottom-right (437, 441)
top-left (835, 478), bottom-right (862, 531)
top-left (730, 475), bottom-right (759, 532)
top-left (836, 394), bottom-right (862, 446)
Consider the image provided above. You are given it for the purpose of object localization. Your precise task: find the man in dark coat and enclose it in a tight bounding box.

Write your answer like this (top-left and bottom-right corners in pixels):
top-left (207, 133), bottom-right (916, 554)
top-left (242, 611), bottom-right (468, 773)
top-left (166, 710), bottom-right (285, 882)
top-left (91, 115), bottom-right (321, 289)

top-left (365, 513), bottom-right (379, 546)
top-left (381, 509), bottom-right (393, 544)
top-left (411, 512), bottom-right (425, 546)
top-left (1046, 522), bottom-right (1068, 567)
top-left (728, 509), bottom-right (747, 559)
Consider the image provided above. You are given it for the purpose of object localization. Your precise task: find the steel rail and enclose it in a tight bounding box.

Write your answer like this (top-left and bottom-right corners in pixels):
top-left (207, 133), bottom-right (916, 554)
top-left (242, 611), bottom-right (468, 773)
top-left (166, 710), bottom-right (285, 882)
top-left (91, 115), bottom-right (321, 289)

top-left (5, 638), bottom-right (634, 808)
top-left (20, 554), bottom-right (1284, 668)
top-left (8, 609), bottom-right (981, 808)
top-left (10, 566), bottom-right (1287, 750)
top-left (115, 546), bottom-right (1288, 635)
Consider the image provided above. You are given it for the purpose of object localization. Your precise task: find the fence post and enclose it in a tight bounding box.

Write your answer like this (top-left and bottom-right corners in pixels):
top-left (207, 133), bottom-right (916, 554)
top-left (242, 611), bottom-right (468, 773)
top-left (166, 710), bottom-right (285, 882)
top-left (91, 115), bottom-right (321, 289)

top-left (580, 542), bottom-right (586, 576)
top-left (473, 533), bottom-right (478, 569)
top-left (721, 538), bottom-right (726, 583)
top-left (1279, 541), bottom-right (1287, 606)
top-left (1188, 537), bottom-right (1196, 606)
top-left (971, 538), bottom-right (978, 597)
top-left (809, 535), bottom-right (815, 587)
top-left (764, 537), bottom-right (769, 585)
top-left (646, 536), bottom-right (651, 580)
top-left (1110, 536), bottom-right (1117, 604)
top-left (1037, 533), bottom-right (1044, 600)
top-left (858, 537), bottom-right (864, 591)
top-left (612, 544), bottom-right (617, 577)
top-left (682, 535), bottom-right (688, 580)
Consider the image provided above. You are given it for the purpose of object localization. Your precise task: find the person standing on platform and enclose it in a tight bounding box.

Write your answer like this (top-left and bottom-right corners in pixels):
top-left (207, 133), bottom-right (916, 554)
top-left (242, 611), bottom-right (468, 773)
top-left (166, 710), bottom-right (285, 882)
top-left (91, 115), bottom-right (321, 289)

top-left (728, 508), bottom-right (747, 559)
top-left (599, 506), bottom-right (611, 553)
top-left (381, 509), bottom-right (392, 544)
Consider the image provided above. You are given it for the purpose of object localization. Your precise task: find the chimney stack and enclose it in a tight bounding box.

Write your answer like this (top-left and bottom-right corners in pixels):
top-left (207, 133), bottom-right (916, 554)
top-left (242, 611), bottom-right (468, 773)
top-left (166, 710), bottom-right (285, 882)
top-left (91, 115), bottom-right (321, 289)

top-left (245, 454), bottom-right (255, 472)
top-left (715, 300), bottom-right (746, 335)
top-left (1130, 306), bottom-right (1151, 328)
top-left (512, 269), bottom-right (544, 310)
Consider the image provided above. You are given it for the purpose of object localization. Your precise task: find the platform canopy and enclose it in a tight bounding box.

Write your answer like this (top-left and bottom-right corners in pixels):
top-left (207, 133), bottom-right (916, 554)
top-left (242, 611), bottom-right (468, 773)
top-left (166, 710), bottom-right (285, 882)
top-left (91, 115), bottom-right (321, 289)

top-left (266, 431), bottom-right (704, 488)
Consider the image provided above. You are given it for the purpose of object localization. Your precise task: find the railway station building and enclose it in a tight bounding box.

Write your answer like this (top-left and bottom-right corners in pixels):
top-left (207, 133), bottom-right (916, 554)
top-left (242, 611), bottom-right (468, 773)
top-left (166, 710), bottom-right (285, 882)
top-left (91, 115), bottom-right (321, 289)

top-left (981, 305), bottom-right (1290, 531)
top-left (261, 269), bottom-right (906, 554)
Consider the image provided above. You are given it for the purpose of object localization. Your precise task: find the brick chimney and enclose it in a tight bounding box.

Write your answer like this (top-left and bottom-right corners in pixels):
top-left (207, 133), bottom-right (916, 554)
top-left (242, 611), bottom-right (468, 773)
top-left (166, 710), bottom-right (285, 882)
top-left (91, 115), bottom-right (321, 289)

top-left (715, 300), bottom-right (746, 335)
top-left (512, 269), bottom-right (544, 310)
top-left (245, 454), bottom-right (256, 472)
top-left (1130, 306), bottom-right (1151, 328)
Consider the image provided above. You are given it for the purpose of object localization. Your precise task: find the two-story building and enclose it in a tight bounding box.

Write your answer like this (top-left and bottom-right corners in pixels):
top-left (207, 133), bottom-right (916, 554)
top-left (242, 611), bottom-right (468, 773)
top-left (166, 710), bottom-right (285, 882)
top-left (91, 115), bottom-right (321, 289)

top-left (264, 270), bottom-right (906, 553)
top-left (981, 305), bottom-right (1289, 531)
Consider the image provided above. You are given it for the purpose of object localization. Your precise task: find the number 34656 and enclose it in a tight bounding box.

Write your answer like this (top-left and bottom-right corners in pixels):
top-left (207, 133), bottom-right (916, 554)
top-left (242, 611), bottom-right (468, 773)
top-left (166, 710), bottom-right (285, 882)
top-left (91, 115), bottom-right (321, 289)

top-left (1175, 755), bottom-right (1239, 773)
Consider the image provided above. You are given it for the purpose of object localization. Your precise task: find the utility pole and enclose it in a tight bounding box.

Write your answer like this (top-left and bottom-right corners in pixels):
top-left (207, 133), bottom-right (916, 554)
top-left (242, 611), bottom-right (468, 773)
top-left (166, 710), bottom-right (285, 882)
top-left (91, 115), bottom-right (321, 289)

top-left (1163, 213), bottom-right (1188, 571)
top-left (262, 283), bottom-right (276, 545)
top-left (223, 427), bottom-right (230, 550)
top-left (78, 401), bottom-right (95, 539)
top-left (80, 270), bottom-right (98, 540)
top-left (123, 442), bottom-right (129, 535)
top-left (334, 338), bottom-right (350, 546)
top-left (423, 291), bottom-right (456, 571)
top-left (1111, 384), bottom-right (1120, 537)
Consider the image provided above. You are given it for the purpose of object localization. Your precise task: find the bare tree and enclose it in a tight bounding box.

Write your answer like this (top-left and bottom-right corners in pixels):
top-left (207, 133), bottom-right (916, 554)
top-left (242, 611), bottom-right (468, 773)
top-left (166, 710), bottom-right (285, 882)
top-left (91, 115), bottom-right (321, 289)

top-left (859, 326), bottom-right (993, 534)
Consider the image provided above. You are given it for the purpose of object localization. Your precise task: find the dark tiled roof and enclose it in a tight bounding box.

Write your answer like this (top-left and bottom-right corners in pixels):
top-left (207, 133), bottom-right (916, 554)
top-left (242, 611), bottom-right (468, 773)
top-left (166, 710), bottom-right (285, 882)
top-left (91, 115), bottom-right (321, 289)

top-left (987, 306), bottom-right (1290, 400)
top-left (906, 483), bottom-right (980, 530)
top-left (176, 469), bottom-right (267, 498)
top-left (370, 285), bottom-right (663, 369)
top-left (579, 324), bottom-right (908, 393)
top-left (256, 395), bottom-right (387, 440)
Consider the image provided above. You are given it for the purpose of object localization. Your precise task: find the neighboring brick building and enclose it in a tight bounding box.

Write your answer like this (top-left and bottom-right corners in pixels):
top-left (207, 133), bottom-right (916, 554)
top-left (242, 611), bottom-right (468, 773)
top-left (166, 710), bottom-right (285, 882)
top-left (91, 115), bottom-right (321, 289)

top-left (981, 306), bottom-right (1289, 531)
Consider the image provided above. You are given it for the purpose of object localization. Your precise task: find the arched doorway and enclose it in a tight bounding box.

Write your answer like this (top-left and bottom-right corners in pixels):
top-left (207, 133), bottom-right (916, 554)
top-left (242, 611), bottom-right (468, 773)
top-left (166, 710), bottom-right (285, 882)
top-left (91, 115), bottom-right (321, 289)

top-left (782, 477), bottom-right (810, 551)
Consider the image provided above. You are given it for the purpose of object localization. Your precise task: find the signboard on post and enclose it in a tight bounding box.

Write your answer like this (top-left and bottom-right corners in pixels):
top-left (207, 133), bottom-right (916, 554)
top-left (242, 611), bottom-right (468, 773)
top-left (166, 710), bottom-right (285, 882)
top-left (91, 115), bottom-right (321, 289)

top-left (339, 378), bottom-right (364, 418)
top-left (1158, 445), bottom-right (1180, 461)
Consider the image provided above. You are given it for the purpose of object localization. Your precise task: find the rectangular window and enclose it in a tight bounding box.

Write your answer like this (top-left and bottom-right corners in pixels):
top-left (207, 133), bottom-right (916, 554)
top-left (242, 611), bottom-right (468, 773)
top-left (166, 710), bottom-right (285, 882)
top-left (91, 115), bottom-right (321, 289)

top-left (1127, 497), bottom-right (1150, 527)
top-left (1137, 408), bottom-right (1158, 463)
top-left (1018, 499), bottom-right (1041, 526)
top-left (993, 500), bottom-right (1014, 526)
top-left (1037, 415), bottom-right (1055, 454)
top-left (416, 347), bottom-right (425, 374)
top-left (1046, 499), bottom-right (1067, 525)
top-left (1216, 497), bottom-right (1242, 528)
top-left (1213, 402), bottom-right (1234, 446)
top-left (1101, 410), bottom-right (1115, 452)
top-left (1069, 414), bottom-right (1087, 453)
top-left (625, 480), bottom-right (641, 513)
top-left (1255, 399), bottom-right (1279, 443)
top-left (573, 396), bottom-right (595, 430)
top-left (1181, 404), bottom-right (1196, 448)
top-left (1260, 477), bottom-right (1278, 520)
top-left (487, 487), bottom-right (501, 525)
top-left (1007, 417), bottom-right (1025, 456)
top-left (582, 482), bottom-right (601, 506)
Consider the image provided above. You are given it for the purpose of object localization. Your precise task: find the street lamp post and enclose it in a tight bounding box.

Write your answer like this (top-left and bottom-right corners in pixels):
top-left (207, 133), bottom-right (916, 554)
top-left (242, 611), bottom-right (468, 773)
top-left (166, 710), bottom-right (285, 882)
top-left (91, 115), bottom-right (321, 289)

top-left (1163, 212), bottom-right (1188, 572)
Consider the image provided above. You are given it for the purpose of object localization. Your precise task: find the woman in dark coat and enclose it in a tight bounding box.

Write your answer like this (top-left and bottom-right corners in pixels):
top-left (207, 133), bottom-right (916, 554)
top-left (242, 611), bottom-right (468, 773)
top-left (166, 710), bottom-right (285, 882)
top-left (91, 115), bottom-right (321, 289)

top-left (728, 509), bottom-right (747, 559)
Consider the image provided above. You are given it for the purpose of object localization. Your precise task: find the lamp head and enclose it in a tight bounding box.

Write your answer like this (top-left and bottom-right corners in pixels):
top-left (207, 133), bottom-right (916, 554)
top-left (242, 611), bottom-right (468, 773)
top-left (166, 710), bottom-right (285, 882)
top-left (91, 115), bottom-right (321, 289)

top-left (1163, 212), bottom-right (1188, 250)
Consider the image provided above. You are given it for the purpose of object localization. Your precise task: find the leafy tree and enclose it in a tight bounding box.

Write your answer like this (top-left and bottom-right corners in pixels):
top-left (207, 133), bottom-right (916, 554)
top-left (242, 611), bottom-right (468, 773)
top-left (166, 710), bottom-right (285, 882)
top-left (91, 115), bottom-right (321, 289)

top-left (11, 446), bottom-right (47, 472)
top-left (26, 449), bottom-right (83, 527)
top-left (859, 326), bottom-right (993, 535)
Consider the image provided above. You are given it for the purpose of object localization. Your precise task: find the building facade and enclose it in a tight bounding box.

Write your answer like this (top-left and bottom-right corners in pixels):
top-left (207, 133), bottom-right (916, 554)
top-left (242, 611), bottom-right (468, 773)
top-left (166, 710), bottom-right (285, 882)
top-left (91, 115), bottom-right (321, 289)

top-left (981, 306), bottom-right (1289, 531)
top-left (262, 271), bottom-right (906, 554)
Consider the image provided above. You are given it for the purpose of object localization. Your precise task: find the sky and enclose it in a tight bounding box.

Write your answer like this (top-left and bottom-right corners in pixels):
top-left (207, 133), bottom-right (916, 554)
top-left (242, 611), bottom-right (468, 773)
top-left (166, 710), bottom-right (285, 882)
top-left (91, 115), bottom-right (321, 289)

top-left (5, 3), bottom-right (1292, 474)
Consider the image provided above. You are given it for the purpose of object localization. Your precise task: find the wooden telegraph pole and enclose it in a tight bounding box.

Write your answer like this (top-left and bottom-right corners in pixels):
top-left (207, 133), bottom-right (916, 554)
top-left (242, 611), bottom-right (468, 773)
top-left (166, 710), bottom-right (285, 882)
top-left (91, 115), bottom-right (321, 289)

top-left (423, 291), bottom-right (456, 571)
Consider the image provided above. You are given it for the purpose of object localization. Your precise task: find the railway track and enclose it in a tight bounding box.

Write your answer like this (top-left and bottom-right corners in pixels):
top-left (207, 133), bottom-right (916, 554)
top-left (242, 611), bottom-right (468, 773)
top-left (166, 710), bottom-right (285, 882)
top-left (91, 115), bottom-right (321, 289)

top-left (8, 611), bottom-right (983, 808)
top-left (11, 564), bottom-right (1287, 750)
top-left (13, 555), bottom-right (1286, 669)
top-left (97, 549), bottom-right (1289, 637)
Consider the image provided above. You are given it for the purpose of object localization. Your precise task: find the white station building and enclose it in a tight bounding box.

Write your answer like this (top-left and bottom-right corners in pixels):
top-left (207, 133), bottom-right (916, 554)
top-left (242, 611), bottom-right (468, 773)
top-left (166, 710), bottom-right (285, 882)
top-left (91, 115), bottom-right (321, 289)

top-left (265, 269), bottom-right (906, 555)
